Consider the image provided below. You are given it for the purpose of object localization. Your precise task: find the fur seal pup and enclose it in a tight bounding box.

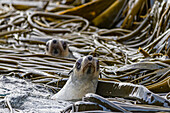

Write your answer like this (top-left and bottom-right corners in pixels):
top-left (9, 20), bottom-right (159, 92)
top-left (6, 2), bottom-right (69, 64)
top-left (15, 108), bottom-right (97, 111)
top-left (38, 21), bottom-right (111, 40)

top-left (45, 39), bottom-right (75, 58)
top-left (51, 55), bottom-right (100, 100)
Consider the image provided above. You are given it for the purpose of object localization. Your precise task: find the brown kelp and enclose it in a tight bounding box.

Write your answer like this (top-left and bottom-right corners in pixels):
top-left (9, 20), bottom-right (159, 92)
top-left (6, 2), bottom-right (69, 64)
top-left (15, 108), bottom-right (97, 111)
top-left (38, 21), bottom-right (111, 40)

top-left (0, 0), bottom-right (170, 112)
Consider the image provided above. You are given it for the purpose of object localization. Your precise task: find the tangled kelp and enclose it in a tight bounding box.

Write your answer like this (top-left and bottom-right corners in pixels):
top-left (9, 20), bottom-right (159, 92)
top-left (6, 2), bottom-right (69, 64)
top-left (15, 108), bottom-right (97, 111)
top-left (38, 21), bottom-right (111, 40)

top-left (0, 0), bottom-right (170, 112)
top-left (62, 93), bottom-right (170, 112)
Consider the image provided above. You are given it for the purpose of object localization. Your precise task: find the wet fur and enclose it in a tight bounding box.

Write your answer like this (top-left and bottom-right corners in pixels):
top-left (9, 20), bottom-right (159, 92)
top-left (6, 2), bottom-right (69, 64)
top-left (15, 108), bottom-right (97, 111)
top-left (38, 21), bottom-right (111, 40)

top-left (51, 56), bottom-right (99, 100)
top-left (45, 39), bottom-right (75, 58)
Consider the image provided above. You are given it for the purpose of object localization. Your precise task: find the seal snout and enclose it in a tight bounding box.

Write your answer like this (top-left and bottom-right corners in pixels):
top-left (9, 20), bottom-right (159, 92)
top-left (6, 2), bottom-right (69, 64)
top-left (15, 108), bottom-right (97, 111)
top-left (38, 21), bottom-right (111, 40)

top-left (87, 56), bottom-right (99, 72)
top-left (85, 55), bottom-right (94, 67)
top-left (81, 55), bottom-right (99, 75)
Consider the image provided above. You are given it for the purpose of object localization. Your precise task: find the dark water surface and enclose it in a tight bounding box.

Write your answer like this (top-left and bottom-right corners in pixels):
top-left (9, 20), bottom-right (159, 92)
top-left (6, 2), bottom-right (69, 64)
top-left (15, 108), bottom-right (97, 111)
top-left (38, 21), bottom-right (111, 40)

top-left (0, 75), bottom-right (71, 112)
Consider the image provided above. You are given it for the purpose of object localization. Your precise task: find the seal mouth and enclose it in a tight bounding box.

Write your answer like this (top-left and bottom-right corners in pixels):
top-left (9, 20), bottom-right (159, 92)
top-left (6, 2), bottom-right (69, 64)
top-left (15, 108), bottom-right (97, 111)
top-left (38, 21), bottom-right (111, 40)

top-left (54, 49), bottom-right (58, 54)
top-left (83, 62), bottom-right (95, 74)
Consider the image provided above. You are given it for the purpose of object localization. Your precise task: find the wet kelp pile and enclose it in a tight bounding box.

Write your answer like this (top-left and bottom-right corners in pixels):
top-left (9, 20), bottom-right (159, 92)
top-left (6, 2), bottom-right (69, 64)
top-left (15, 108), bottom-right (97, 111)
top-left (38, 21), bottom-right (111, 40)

top-left (0, 0), bottom-right (170, 112)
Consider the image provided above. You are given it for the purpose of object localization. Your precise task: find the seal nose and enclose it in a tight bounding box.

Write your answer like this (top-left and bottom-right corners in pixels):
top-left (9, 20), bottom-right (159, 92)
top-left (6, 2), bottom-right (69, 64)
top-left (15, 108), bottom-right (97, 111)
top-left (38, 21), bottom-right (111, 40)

top-left (53, 40), bottom-right (57, 44)
top-left (88, 55), bottom-right (93, 61)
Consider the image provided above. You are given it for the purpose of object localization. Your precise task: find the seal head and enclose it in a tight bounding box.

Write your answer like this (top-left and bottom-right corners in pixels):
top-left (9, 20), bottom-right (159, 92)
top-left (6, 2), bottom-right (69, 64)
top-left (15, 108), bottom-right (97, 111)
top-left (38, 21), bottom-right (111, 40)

top-left (51, 55), bottom-right (99, 100)
top-left (45, 39), bottom-right (75, 58)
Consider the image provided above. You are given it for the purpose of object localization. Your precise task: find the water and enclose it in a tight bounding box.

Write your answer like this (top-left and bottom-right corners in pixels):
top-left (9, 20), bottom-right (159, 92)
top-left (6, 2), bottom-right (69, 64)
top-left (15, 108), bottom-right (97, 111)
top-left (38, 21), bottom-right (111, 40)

top-left (0, 75), bottom-right (72, 112)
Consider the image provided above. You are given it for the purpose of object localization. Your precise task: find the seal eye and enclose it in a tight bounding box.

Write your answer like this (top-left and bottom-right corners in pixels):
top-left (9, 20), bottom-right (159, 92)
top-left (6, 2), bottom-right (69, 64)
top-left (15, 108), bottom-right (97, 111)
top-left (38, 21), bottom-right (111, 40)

top-left (62, 41), bottom-right (67, 50)
top-left (76, 58), bottom-right (82, 70)
top-left (46, 42), bottom-right (49, 51)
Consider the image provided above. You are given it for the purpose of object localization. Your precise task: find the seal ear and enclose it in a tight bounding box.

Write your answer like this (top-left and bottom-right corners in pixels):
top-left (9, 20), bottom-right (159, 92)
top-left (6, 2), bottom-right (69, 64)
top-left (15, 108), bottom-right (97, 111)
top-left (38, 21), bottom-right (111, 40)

top-left (68, 48), bottom-right (72, 53)
top-left (99, 72), bottom-right (102, 78)
top-left (68, 69), bottom-right (73, 75)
